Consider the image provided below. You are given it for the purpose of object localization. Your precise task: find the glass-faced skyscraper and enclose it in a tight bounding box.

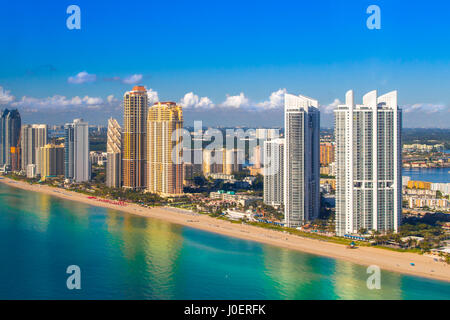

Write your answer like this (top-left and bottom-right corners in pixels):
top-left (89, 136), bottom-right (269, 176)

top-left (64, 119), bottom-right (90, 182)
top-left (334, 90), bottom-right (402, 236)
top-left (284, 93), bottom-right (320, 227)
top-left (123, 86), bottom-right (148, 190)
top-left (0, 109), bottom-right (21, 168)
top-left (64, 123), bottom-right (74, 179)
top-left (73, 119), bottom-right (90, 182)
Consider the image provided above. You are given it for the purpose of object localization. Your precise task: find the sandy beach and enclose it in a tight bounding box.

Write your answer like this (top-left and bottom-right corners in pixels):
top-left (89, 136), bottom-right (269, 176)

top-left (1, 176), bottom-right (449, 282)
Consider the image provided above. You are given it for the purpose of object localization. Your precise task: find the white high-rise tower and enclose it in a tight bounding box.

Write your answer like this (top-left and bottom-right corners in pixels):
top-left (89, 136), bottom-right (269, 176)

top-left (263, 138), bottom-right (284, 207)
top-left (284, 93), bottom-right (320, 227)
top-left (334, 90), bottom-right (402, 236)
top-left (21, 124), bottom-right (48, 171)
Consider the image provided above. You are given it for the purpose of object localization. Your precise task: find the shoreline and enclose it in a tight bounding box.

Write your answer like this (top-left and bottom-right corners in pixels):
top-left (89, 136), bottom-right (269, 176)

top-left (1, 177), bottom-right (449, 283)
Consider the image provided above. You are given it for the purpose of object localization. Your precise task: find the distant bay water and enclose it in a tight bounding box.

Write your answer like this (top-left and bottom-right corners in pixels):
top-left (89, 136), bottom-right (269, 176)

top-left (0, 182), bottom-right (449, 300)
top-left (402, 167), bottom-right (449, 183)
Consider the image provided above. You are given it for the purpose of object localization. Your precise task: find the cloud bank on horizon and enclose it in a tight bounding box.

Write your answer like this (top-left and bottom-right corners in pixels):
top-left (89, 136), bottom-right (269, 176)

top-left (1, 85), bottom-right (448, 128)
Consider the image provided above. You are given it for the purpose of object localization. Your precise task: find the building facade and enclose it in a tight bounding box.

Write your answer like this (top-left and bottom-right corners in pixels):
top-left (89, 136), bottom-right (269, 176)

top-left (0, 109), bottom-right (21, 168)
top-left (106, 118), bottom-right (122, 188)
top-left (202, 148), bottom-right (244, 176)
top-left (123, 86), bottom-right (148, 189)
top-left (147, 102), bottom-right (183, 196)
top-left (255, 128), bottom-right (280, 141)
top-left (64, 119), bottom-right (90, 182)
top-left (37, 144), bottom-right (64, 179)
top-left (320, 142), bottom-right (335, 167)
top-left (90, 151), bottom-right (107, 166)
top-left (284, 93), bottom-right (320, 227)
top-left (252, 145), bottom-right (262, 169)
top-left (26, 164), bottom-right (37, 178)
top-left (263, 138), bottom-right (284, 207)
top-left (21, 124), bottom-right (48, 170)
top-left (203, 148), bottom-right (224, 175)
top-left (74, 119), bottom-right (90, 182)
top-left (224, 148), bottom-right (244, 175)
top-left (10, 146), bottom-right (20, 171)
top-left (334, 90), bottom-right (402, 236)
top-left (64, 123), bottom-right (74, 179)
top-left (182, 148), bottom-right (203, 182)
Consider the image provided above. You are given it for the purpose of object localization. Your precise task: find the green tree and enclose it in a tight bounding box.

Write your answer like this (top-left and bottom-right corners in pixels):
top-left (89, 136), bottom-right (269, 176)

top-left (193, 175), bottom-right (206, 187)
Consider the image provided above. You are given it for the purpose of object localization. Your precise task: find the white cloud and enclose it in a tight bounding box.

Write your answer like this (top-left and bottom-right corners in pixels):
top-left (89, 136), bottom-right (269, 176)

top-left (220, 92), bottom-right (249, 109)
top-left (67, 71), bottom-right (97, 84)
top-left (82, 96), bottom-right (103, 105)
top-left (180, 92), bottom-right (215, 109)
top-left (0, 86), bottom-right (15, 104)
top-left (122, 74), bottom-right (143, 85)
top-left (147, 88), bottom-right (159, 105)
top-left (256, 88), bottom-right (286, 109)
top-left (320, 98), bottom-right (341, 114)
top-left (3, 83), bottom-right (448, 128)
top-left (11, 94), bottom-right (108, 110)
top-left (104, 74), bottom-right (144, 84)
top-left (402, 103), bottom-right (448, 114)
top-left (107, 95), bottom-right (117, 104)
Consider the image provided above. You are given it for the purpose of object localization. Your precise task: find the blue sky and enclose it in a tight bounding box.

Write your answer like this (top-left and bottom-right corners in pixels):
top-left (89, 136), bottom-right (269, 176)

top-left (0, 0), bottom-right (449, 127)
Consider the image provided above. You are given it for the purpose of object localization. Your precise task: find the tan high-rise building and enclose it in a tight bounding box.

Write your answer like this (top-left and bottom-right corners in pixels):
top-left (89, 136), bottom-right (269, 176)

top-left (37, 144), bottom-right (64, 179)
top-left (253, 145), bottom-right (262, 169)
top-left (202, 148), bottom-right (224, 175)
top-left (106, 118), bottom-right (122, 188)
top-left (123, 86), bottom-right (148, 189)
top-left (249, 145), bottom-right (263, 176)
top-left (224, 148), bottom-right (244, 175)
top-left (320, 142), bottom-right (335, 166)
top-left (10, 146), bottom-right (20, 171)
top-left (202, 148), bottom-right (244, 175)
top-left (147, 102), bottom-right (183, 196)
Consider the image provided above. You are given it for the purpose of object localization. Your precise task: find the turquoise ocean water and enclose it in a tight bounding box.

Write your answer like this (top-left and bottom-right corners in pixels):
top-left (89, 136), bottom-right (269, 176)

top-left (0, 182), bottom-right (449, 300)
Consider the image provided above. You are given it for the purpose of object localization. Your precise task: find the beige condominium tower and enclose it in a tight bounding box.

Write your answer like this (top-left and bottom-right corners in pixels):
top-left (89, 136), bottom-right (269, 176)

top-left (147, 101), bottom-right (184, 196)
top-left (37, 143), bottom-right (64, 180)
top-left (20, 124), bottom-right (48, 172)
top-left (202, 148), bottom-right (244, 176)
top-left (106, 118), bottom-right (122, 188)
top-left (123, 86), bottom-right (148, 189)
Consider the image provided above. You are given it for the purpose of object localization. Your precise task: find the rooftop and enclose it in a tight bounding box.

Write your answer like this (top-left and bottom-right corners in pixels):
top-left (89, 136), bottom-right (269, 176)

top-left (132, 86), bottom-right (146, 92)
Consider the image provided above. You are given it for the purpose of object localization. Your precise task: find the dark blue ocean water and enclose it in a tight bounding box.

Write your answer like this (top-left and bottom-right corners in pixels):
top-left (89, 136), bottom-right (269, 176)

top-left (403, 167), bottom-right (449, 183)
top-left (0, 182), bottom-right (449, 299)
